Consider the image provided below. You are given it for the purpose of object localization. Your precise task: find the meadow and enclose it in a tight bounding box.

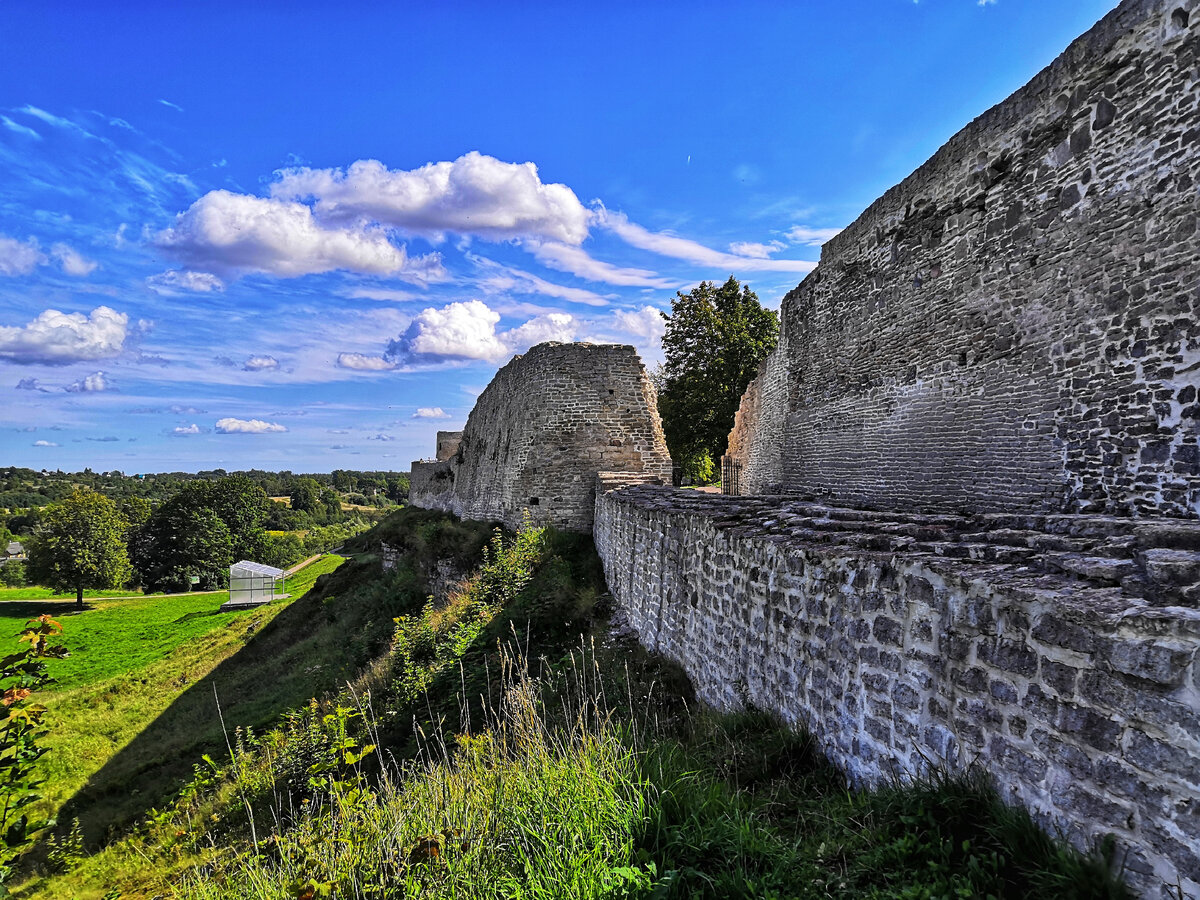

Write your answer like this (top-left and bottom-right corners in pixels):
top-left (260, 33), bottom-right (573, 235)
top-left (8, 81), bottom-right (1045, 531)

top-left (0, 556), bottom-right (344, 859)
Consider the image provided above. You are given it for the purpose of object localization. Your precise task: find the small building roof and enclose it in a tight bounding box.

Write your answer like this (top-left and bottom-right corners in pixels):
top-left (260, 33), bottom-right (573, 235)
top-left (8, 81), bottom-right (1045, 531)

top-left (6, 542), bottom-right (23, 556)
top-left (230, 560), bottom-right (284, 577)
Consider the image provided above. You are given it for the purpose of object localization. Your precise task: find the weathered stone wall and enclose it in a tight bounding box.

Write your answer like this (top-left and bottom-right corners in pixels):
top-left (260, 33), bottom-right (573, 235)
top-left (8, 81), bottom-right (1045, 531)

top-left (730, 0), bottom-right (1200, 518)
top-left (435, 431), bottom-right (463, 461)
top-left (595, 485), bottom-right (1200, 897)
top-left (410, 342), bottom-right (671, 532)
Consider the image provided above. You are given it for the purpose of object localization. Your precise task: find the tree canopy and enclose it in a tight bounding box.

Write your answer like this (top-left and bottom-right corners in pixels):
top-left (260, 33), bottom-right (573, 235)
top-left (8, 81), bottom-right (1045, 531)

top-left (26, 489), bottom-right (131, 607)
top-left (657, 276), bottom-right (779, 482)
top-left (131, 476), bottom-right (270, 592)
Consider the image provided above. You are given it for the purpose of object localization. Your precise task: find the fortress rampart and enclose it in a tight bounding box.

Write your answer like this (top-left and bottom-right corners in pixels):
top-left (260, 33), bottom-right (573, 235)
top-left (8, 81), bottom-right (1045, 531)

top-left (727, 0), bottom-right (1200, 519)
top-left (410, 342), bottom-right (671, 532)
top-left (595, 486), bottom-right (1200, 896)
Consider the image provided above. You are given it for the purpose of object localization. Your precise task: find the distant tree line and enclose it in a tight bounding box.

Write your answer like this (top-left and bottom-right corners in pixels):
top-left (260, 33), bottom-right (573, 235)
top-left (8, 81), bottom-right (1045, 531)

top-left (0, 467), bottom-right (409, 538)
top-left (6, 469), bottom-right (410, 598)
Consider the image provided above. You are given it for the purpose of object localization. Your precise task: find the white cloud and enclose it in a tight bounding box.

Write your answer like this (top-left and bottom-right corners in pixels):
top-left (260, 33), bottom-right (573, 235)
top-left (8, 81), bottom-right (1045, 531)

top-left (612, 306), bottom-right (667, 342)
top-left (473, 258), bottom-right (611, 307)
top-left (383, 300), bottom-right (578, 366)
top-left (172, 423), bottom-right (203, 435)
top-left (243, 355), bottom-right (280, 371)
top-left (65, 371), bottom-right (114, 392)
top-left (146, 269), bottom-right (226, 294)
top-left (272, 152), bottom-right (590, 244)
top-left (599, 210), bottom-right (816, 274)
top-left (157, 189), bottom-right (441, 280)
top-left (158, 98), bottom-right (185, 112)
top-left (412, 407), bottom-right (450, 419)
top-left (728, 240), bottom-right (785, 259)
top-left (1, 116), bottom-right (40, 140)
top-left (367, 433), bottom-right (395, 441)
top-left (785, 225), bottom-right (843, 246)
top-left (345, 287), bottom-right (418, 303)
top-left (527, 242), bottom-right (676, 288)
top-left (0, 235), bottom-right (44, 276)
top-left (32, 440), bottom-right (58, 447)
top-left (51, 243), bottom-right (98, 276)
top-left (16, 377), bottom-right (48, 391)
top-left (387, 299), bottom-right (508, 363)
top-left (0, 306), bottom-right (129, 365)
top-left (501, 312), bottom-right (577, 351)
top-left (214, 417), bottom-right (287, 434)
top-left (336, 352), bottom-right (396, 371)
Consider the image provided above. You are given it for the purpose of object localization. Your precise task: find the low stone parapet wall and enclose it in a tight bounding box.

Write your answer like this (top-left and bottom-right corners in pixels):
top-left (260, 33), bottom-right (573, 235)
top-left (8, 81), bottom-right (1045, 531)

top-left (594, 485), bottom-right (1200, 897)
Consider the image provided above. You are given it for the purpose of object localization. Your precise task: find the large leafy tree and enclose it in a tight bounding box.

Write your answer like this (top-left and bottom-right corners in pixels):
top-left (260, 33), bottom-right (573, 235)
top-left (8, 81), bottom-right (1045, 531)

top-left (130, 476), bottom-right (270, 592)
top-left (131, 505), bottom-right (233, 593)
top-left (658, 276), bottom-right (779, 482)
top-left (26, 489), bottom-right (131, 608)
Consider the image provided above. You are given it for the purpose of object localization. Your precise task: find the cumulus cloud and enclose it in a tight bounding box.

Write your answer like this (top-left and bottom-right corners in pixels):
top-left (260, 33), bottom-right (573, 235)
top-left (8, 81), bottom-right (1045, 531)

top-left (51, 243), bottom-right (98, 276)
top-left (172, 423), bottom-right (203, 435)
top-left (598, 210), bottom-right (816, 274)
top-left (146, 269), bottom-right (225, 294)
top-left (0, 235), bottom-right (44, 276)
top-left (243, 355), bottom-right (280, 371)
top-left (382, 300), bottom-right (580, 366)
top-left (16, 377), bottom-right (48, 392)
top-left (214, 417), bottom-right (287, 434)
top-left (386, 299), bottom-right (508, 364)
top-left (65, 371), bottom-right (114, 392)
top-left (272, 152), bottom-right (590, 244)
top-left (527, 242), bottom-right (676, 288)
top-left (0, 306), bottom-right (129, 365)
top-left (785, 225), bottom-right (843, 246)
top-left (156, 189), bottom-right (441, 280)
top-left (412, 407), bottom-right (450, 419)
top-left (366, 433), bottom-right (395, 442)
top-left (32, 440), bottom-right (58, 447)
top-left (336, 352), bottom-right (396, 371)
top-left (500, 312), bottom-right (577, 351)
top-left (612, 306), bottom-right (667, 342)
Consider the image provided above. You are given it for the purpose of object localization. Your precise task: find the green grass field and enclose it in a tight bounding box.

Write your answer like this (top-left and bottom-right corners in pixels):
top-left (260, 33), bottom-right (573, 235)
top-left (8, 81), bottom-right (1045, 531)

top-left (0, 555), bottom-right (345, 870)
top-left (0, 586), bottom-right (179, 602)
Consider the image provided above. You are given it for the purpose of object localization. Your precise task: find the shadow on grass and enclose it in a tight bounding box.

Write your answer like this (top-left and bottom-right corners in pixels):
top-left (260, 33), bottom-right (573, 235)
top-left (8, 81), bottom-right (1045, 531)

top-left (171, 609), bottom-right (225, 625)
top-left (55, 557), bottom-right (405, 848)
top-left (0, 600), bottom-right (93, 620)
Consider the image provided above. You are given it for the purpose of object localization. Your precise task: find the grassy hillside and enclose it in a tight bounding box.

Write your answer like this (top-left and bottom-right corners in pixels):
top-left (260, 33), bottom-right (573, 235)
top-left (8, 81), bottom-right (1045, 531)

top-left (0, 557), bottom-right (341, 863)
top-left (11, 509), bottom-right (1130, 899)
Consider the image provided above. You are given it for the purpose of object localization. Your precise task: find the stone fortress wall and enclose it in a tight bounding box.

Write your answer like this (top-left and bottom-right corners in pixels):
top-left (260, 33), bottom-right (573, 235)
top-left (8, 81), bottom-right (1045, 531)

top-left (601, 2), bottom-right (1200, 895)
top-left (410, 342), bottom-right (671, 532)
top-left (595, 487), bottom-right (1200, 897)
top-left (726, 0), bottom-right (1200, 519)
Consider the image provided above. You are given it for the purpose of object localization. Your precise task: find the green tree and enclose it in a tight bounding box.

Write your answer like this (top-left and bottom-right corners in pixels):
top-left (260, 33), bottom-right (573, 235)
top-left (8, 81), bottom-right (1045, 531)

top-left (657, 276), bottom-right (779, 481)
top-left (26, 489), bottom-right (131, 608)
top-left (131, 505), bottom-right (233, 593)
top-left (129, 476), bottom-right (269, 593)
top-left (289, 478), bottom-right (323, 515)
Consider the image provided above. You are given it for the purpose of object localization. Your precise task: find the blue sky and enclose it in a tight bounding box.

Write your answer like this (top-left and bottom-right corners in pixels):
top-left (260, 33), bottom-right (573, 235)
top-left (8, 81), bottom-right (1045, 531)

top-left (0, 0), bottom-right (1118, 474)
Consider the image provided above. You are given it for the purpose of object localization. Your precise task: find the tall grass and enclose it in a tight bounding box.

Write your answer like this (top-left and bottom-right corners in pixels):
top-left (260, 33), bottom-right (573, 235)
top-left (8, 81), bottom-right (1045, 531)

top-left (186, 644), bottom-right (653, 900)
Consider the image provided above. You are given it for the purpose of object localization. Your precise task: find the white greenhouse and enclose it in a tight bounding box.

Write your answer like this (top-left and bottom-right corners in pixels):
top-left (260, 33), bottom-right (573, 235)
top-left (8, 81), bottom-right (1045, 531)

top-left (228, 560), bottom-right (285, 606)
